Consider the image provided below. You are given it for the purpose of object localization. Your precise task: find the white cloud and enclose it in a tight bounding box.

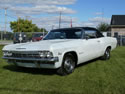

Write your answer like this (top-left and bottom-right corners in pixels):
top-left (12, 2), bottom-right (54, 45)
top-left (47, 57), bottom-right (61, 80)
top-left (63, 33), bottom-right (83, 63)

top-left (81, 17), bottom-right (111, 27)
top-left (89, 17), bottom-right (110, 23)
top-left (0, 0), bottom-right (76, 5)
top-left (30, 0), bottom-right (76, 5)
top-left (0, 0), bottom-right (77, 31)
top-left (9, 5), bottom-right (75, 15)
top-left (0, 0), bottom-right (112, 32)
top-left (0, 0), bottom-right (76, 15)
top-left (95, 12), bottom-right (104, 16)
top-left (31, 16), bottom-right (78, 30)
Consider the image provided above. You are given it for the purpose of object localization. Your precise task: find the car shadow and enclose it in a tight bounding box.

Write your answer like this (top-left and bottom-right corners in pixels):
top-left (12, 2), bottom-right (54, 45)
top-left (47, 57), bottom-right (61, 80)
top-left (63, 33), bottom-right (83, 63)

top-left (3, 65), bottom-right (57, 75)
top-left (3, 58), bottom-right (100, 76)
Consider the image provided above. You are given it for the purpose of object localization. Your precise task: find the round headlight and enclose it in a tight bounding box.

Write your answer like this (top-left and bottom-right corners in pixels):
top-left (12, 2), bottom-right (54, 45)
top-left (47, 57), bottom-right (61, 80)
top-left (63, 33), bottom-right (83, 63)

top-left (39, 52), bottom-right (46, 57)
top-left (3, 52), bottom-right (7, 56)
top-left (47, 52), bottom-right (53, 58)
top-left (3, 51), bottom-right (12, 57)
top-left (39, 51), bottom-right (53, 58)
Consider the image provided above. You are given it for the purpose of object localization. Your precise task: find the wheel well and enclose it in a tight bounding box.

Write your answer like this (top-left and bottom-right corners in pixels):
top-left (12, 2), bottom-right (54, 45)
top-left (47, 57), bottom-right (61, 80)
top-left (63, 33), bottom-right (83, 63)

top-left (64, 51), bottom-right (78, 65)
top-left (107, 46), bottom-right (111, 50)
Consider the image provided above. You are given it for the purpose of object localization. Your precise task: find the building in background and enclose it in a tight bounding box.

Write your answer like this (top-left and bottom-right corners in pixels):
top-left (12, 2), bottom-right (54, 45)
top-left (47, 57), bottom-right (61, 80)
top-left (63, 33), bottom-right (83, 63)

top-left (110, 15), bottom-right (125, 37)
top-left (110, 15), bottom-right (125, 46)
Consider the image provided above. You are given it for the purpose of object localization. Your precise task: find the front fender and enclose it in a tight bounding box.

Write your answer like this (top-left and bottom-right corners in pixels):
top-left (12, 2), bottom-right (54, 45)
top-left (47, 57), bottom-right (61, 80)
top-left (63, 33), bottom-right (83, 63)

top-left (52, 48), bottom-right (78, 68)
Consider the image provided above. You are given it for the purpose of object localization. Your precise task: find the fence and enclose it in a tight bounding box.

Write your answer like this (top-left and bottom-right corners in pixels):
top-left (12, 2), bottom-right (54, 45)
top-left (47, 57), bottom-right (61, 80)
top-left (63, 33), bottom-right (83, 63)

top-left (0, 32), bottom-right (47, 43)
top-left (0, 32), bottom-right (13, 40)
top-left (111, 31), bottom-right (125, 46)
top-left (0, 31), bottom-right (125, 46)
top-left (104, 31), bottom-right (125, 46)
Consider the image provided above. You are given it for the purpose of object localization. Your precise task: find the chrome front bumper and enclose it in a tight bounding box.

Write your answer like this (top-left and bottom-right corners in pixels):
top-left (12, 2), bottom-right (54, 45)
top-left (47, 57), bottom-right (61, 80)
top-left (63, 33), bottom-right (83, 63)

top-left (2, 57), bottom-right (59, 69)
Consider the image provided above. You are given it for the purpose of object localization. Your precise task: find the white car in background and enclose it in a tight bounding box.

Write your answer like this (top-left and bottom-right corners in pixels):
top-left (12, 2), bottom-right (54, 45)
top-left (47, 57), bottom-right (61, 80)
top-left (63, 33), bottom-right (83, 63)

top-left (2, 27), bottom-right (117, 75)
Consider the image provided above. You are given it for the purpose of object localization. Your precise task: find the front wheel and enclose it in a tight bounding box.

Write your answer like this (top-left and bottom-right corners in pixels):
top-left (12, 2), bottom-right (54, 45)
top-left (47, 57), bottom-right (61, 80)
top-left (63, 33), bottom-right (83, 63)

top-left (57, 53), bottom-right (76, 75)
top-left (101, 48), bottom-right (110, 60)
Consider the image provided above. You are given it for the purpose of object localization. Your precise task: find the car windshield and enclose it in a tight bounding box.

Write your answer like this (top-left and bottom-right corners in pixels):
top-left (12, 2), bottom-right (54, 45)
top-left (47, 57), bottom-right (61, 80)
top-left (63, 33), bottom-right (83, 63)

top-left (43, 29), bottom-right (82, 40)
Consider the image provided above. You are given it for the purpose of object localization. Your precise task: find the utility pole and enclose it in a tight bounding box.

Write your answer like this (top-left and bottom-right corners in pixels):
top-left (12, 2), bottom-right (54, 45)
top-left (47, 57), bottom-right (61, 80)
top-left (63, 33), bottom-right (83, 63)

top-left (18, 16), bottom-right (20, 32)
top-left (4, 8), bottom-right (7, 40)
top-left (43, 29), bottom-right (45, 36)
top-left (16, 12), bottom-right (20, 32)
top-left (17, 16), bottom-right (23, 43)
top-left (59, 11), bottom-right (62, 29)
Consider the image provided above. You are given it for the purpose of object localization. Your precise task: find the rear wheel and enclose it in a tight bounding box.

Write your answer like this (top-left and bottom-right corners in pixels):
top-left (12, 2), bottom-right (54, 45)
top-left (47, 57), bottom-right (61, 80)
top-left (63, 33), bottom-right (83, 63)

top-left (57, 53), bottom-right (76, 75)
top-left (101, 48), bottom-right (110, 60)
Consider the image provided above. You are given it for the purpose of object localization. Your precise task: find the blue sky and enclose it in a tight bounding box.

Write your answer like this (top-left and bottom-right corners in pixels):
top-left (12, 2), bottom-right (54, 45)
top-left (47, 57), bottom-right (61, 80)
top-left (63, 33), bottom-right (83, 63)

top-left (0, 0), bottom-right (125, 31)
top-left (70, 0), bottom-right (125, 21)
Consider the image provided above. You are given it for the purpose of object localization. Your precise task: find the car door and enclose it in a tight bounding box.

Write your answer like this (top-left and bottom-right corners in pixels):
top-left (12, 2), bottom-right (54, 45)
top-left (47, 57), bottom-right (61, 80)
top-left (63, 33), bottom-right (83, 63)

top-left (78, 29), bottom-right (102, 64)
top-left (96, 30), bottom-right (105, 55)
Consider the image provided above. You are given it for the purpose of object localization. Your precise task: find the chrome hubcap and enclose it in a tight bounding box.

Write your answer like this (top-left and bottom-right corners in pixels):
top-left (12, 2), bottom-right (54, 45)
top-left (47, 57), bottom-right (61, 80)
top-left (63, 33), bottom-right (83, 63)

top-left (64, 58), bottom-right (75, 72)
top-left (106, 50), bottom-right (110, 58)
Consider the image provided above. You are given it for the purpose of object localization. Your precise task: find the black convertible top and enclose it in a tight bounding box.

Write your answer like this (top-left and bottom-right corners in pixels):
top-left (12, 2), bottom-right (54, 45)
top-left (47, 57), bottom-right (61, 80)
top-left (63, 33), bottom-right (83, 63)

top-left (52, 27), bottom-right (99, 31)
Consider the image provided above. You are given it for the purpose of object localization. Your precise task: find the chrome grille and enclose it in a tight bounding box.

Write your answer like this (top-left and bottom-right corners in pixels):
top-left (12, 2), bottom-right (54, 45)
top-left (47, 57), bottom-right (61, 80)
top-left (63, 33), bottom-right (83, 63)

top-left (11, 52), bottom-right (40, 58)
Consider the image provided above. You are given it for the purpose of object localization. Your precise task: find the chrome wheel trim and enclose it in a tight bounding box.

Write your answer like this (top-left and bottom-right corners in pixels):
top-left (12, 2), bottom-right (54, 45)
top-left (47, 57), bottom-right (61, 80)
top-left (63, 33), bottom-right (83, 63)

top-left (105, 49), bottom-right (110, 59)
top-left (64, 58), bottom-right (75, 73)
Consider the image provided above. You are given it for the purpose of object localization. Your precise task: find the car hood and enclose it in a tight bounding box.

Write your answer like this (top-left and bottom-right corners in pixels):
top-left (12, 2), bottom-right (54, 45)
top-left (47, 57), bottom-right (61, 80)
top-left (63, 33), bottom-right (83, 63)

top-left (3, 39), bottom-right (78, 51)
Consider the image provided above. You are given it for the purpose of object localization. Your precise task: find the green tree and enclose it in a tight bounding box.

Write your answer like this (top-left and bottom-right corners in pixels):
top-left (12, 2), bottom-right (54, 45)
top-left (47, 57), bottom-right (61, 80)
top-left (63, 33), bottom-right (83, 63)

top-left (10, 18), bottom-right (46, 32)
top-left (97, 22), bottom-right (110, 32)
top-left (40, 28), bottom-right (47, 33)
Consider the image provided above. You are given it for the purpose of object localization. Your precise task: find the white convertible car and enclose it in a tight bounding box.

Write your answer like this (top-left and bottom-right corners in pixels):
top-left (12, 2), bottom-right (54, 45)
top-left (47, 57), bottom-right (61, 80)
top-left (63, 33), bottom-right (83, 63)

top-left (2, 27), bottom-right (117, 75)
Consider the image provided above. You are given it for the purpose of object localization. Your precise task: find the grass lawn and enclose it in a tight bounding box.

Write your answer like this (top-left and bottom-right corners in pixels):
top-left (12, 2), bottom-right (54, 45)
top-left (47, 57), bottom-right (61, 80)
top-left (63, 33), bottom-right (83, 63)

top-left (0, 45), bottom-right (125, 94)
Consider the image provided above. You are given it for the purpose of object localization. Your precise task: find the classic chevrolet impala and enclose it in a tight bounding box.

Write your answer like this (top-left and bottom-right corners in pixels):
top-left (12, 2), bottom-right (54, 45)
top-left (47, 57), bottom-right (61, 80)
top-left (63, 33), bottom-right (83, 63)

top-left (2, 27), bottom-right (117, 75)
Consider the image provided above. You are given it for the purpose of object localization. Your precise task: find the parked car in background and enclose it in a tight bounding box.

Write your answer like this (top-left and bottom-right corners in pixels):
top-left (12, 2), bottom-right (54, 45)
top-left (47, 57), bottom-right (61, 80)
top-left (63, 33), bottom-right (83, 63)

top-left (32, 33), bottom-right (43, 42)
top-left (13, 32), bottom-right (27, 44)
top-left (2, 27), bottom-right (117, 75)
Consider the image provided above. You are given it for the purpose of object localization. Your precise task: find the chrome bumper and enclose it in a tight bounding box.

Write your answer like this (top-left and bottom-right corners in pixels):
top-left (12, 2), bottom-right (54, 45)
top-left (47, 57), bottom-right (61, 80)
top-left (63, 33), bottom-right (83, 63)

top-left (2, 57), bottom-right (59, 69)
top-left (2, 57), bottom-right (58, 62)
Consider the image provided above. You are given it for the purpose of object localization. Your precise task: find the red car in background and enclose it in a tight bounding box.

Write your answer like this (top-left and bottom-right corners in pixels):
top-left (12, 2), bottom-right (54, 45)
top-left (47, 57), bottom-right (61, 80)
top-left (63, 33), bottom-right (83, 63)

top-left (32, 33), bottom-right (43, 42)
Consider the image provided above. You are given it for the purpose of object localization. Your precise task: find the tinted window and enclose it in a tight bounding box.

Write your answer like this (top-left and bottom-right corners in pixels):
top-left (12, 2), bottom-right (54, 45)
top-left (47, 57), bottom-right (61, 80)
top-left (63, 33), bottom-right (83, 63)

top-left (96, 31), bottom-right (104, 38)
